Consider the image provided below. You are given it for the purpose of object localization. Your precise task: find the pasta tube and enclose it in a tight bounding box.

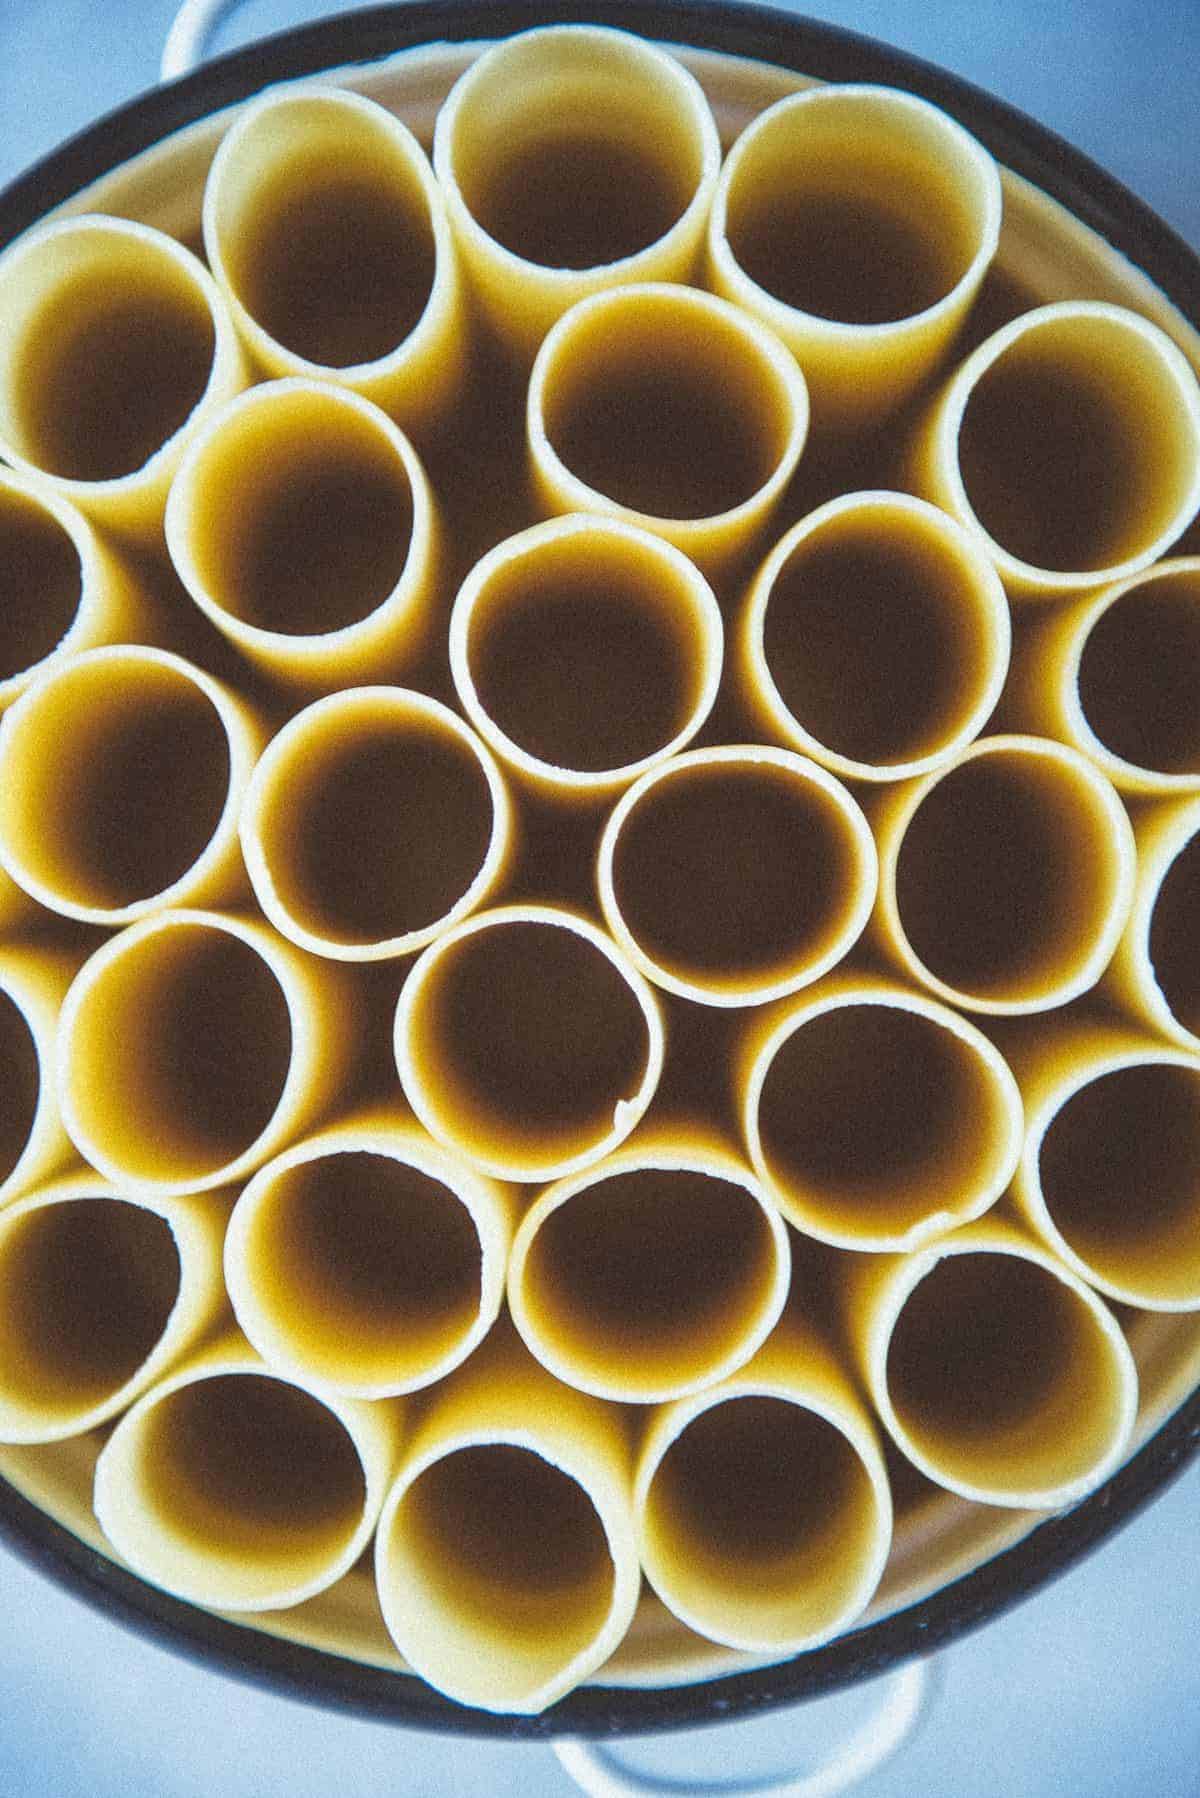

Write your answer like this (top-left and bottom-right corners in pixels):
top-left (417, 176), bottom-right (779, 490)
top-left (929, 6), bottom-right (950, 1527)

top-left (596, 746), bottom-right (877, 1007)
top-left (448, 514), bottom-right (722, 806)
top-left (432, 25), bottom-right (721, 362)
top-left (240, 687), bottom-right (512, 960)
top-left (871, 734), bottom-right (1135, 1014)
top-left (0, 215), bottom-right (245, 540)
top-left (394, 903), bottom-right (664, 1182)
top-left (709, 84), bottom-right (1002, 432)
top-left (225, 1111), bottom-right (516, 1397)
top-left (1106, 794), bottom-right (1200, 1054)
top-left (164, 378), bottom-right (439, 690)
top-left (507, 1137), bottom-right (790, 1402)
top-left (528, 283), bottom-right (808, 577)
top-left (0, 944), bottom-right (80, 1209)
top-left (374, 1322), bottom-right (639, 1713)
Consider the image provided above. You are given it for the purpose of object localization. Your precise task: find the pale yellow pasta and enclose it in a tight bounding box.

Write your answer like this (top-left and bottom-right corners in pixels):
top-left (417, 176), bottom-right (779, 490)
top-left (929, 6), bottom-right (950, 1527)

top-left (165, 377), bottom-right (440, 689)
top-left (0, 1178), bottom-right (231, 1444)
top-left (0, 646), bottom-right (264, 926)
top-left (528, 283), bottom-right (808, 576)
top-left (1106, 793), bottom-right (1200, 1054)
top-left (203, 86), bottom-right (465, 438)
top-left (448, 514), bottom-right (723, 806)
top-left (634, 1303), bottom-right (892, 1653)
top-left (374, 1322), bottom-right (639, 1713)
top-left (740, 972), bottom-right (1023, 1251)
top-left (507, 1137), bottom-right (790, 1403)
top-left (843, 1218), bottom-right (1138, 1507)
top-left (0, 944), bottom-right (81, 1210)
top-left (433, 24), bottom-right (721, 362)
top-left (596, 745), bottom-right (877, 1007)
top-left (224, 1110), bottom-right (516, 1397)
top-left (870, 734), bottom-right (1135, 1014)
top-left (0, 215), bottom-right (246, 540)
top-left (911, 302), bottom-right (1200, 600)
top-left (57, 909), bottom-right (356, 1196)
top-left (240, 687), bottom-right (513, 960)
top-left (93, 1329), bottom-right (402, 1611)
top-left (709, 84), bottom-right (1002, 431)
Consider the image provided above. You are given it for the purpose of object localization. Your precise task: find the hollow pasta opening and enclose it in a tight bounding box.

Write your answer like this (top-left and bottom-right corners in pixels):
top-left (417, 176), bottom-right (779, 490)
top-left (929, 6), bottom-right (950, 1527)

top-left (0, 989), bottom-right (38, 1187)
top-left (1150, 831), bottom-right (1200, 1037)
top-left (0, 486), bottom-right (81, 682)
top-left (1077, 569), bottom-right (1200, 776)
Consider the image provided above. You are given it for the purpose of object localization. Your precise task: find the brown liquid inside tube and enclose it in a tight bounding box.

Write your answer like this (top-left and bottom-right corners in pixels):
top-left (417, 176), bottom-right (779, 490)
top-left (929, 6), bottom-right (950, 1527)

top-left (1077, 573), bottom-right (1200, 774)
top-left (0, 991), bottom-right (39, 1186)
top-left (467, 131), bottom-right (689, 269)
top-left (0, 490), bottom-right (82, 681)
top-left (15, 275), bottom-right (214, 482)
top-left (0, 1201), bottom-right (179, 1411)
top-left (1150, 833), bottom-right (1200, 1036)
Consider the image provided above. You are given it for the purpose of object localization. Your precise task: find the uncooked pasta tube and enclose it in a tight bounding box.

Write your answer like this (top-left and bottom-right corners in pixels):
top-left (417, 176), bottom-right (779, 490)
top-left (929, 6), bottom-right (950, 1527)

top-left (0, 646), bottom-right (264, 926)
top-left (93, 1330), bottom-right (401, 1611)
top-left (1106, 794), bottom-right (1200, 1054)
top-left (374, 1322), bottom-right (639, 1713)
top-left (225, 1111), bottom-right (516, 1397)
top-left (57, 909), bottom-right (355, 1196)
top-left (507, 1137), bottom-right (790, 1402)
top-left (203, 86), bottom-right (464, 438)
top-left (528, 283), bottom-right (808, 576)
top-left (448, 515), bottom-right (723, 805)
top-left (0, 215), bottom-right (245, 539)
top-left (634, 1303), bottom-right (892, 1653)
top-left (739, 490), bottom-right (1010, 782)
top-left (240, 687), bottom-right (512, 960)
top-left (871, 734), bottom-right (1135, 1014)
top-left (740, 973), bottom-right (1023, 1251)
top-left (708, 84), bottom-right (1002, 432)
top-left (164, 378), bottom-right (439, 689)
top-left (596, 745), bottom-right (876, 1007)
top-left (843, 1217), bottom-right (1138, 1507)
top-left (0, 945), bottom-right (79, 1209)
top-left (911, 302), bottom-right (1200, 601)
top-left (432, 25), bottom-right (721, 362)
top-left (0, 1177), bottom-right (230, 1443)
top-left (394, 903), bottom-right (663, 1183)
top-left (0, 470), bottom-right (150, 711)
top-left (1004, 558), bottom-right (1200, 795)
top-left (1000, 1016), bottom-right (1200, 1311)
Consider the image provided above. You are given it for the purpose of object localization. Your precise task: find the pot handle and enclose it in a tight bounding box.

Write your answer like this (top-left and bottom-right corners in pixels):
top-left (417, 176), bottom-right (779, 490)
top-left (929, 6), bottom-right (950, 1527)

top-left (551, 1659), bottom-right (934, 1798)
top-left (161, 0), bottom-right (246, 79)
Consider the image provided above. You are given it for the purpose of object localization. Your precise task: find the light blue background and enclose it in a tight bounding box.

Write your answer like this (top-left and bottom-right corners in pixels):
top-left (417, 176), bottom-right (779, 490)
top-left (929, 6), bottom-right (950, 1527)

top-left (0, 4), bottom-right (1197, 1792)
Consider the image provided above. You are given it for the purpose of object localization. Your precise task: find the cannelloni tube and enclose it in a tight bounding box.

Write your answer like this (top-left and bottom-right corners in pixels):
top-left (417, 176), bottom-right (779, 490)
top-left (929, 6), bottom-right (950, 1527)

top-left (0, 646), bottom-right (264, 926)
top-left (843, 1218), bottom-right (1138, 1507)
top-left (240, 687), bottom-right (512, 961)
top-left (634, 1305), bottom-right (892, 1654)
top-left (93, 1330), bottom-right (401, 1611)
top-left (871, 734), bottom-right (1135, 1014)
top-left (1106, 794), bottom-right (1200, 1054)
top-left (739, 491), bottom-right (1010, 781)
top-left (164, 378), bottom-right (439, 689)
top-left (507, 1138), bottom-right (790, 1402)
top-left (432, 25), bottom-right (721, 362)
top-left (0, 470), bottom-right (150, 711)
top-left (394, 903), bottom-right (664, 1182)
top-left (740, 974), bottom-right (1023, 1251)
top-left (708, 84), bottom-right (1002, 432)
top-left (911, 302), bottom-right (1200, 601)
top-left (448, 515), bottom-right (723, 805)
top-left (596, 746), bottom-right (876, 1007)
top-left (225, 1112), bottom-right (516, 1397)
top-left (0, 945), bottom-right (80, 1209)
top-left (203, 87), bottom-right (464, 438)
top-left (0, 215), bottom-right (245, 540)
top-left (1004, 559), bottom-right (1200, 796)
top-left (0, 1177), bottom-right (230, 1444)
top-left (373, 1322), bottom-right (639, 1713)
top-left (58, 909), bottom-right (355, 1196)
top-left (1002, 1015), bottom-right (1200, 1310)
top-left (528, 283), bottom-right (808, 577)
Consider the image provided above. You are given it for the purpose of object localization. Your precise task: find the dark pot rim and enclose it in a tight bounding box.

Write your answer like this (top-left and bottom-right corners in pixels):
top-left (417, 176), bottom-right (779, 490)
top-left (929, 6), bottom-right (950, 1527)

top-left (1, 0), bottom-right (1198, 1741)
